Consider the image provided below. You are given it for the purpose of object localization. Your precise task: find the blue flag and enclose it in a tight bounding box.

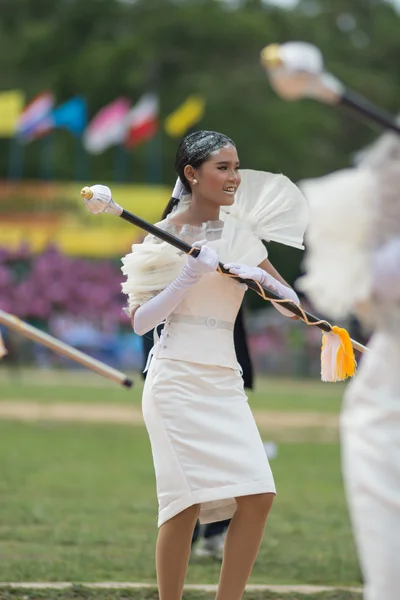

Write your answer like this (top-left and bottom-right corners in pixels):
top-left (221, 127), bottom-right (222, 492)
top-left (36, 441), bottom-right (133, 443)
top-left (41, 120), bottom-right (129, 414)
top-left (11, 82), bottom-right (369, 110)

top-left (51, 97), bottom-right (87, 135)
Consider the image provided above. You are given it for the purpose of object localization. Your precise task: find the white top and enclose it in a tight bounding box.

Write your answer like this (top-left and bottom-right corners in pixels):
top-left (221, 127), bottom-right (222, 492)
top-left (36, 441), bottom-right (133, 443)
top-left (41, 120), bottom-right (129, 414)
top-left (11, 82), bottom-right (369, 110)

top-left (152, 218), bottom-right (249, 369)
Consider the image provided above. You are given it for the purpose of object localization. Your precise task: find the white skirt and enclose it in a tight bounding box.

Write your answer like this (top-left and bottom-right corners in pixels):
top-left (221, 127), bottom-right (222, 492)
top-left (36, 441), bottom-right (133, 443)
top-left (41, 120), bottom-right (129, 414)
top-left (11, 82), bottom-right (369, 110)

top-left (142, 357), bottom-right (276, 527)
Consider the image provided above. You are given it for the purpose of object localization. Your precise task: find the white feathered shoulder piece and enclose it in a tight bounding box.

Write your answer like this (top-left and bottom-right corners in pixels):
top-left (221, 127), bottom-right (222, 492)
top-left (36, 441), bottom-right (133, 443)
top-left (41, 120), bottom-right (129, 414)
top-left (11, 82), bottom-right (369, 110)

top-left (121, 223), bottom-right (185, 313)
top-left (224, 169), bottom-right (309, 250)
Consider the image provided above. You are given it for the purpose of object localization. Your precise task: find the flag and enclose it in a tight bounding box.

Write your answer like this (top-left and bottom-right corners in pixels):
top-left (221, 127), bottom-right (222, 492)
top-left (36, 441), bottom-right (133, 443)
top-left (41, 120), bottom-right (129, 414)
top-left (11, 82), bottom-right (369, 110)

top-left (165, 95), bottom-right (205, 138)
top-left (16, 91), bottom-right (54, 141)
top-left (50, 97), bottom-right (87, 135)
top-left (83, 97), bottom-right (131, 154)
top-left (0, 90), bottom-right (24, 137)
top-left (125, 93), bottom-right (159, 148)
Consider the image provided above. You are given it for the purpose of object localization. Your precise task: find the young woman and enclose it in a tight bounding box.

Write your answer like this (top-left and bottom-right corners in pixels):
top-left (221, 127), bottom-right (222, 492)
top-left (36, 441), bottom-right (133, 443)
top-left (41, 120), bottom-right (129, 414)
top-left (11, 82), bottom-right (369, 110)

top-left (141, 182), bottom-right (257, 562)
top-left (122, 130), bottom-right (308, 600)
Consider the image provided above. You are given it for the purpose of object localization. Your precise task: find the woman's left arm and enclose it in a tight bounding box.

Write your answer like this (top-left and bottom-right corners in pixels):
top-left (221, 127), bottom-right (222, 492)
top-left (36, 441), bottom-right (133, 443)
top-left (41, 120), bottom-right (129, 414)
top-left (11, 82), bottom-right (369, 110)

top-left (258, 258), bottom-right (300, 319)
top-left (224, 258), bottom-right (300, 319)
top-left (257, 258), bottom-right (292, 289)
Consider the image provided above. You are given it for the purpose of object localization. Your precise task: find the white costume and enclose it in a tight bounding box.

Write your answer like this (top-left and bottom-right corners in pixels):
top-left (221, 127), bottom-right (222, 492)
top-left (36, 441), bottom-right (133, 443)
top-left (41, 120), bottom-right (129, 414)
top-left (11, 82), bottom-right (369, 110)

top-left (298, 132), bottom-right (400, 600)
top-left (122, 170), bottom-right (308, 527)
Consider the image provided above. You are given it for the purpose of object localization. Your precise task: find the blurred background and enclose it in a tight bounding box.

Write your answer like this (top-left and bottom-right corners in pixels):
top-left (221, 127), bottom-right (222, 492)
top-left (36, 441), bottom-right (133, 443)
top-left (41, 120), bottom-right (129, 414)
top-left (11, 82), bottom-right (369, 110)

top-left (0, 0), bottom-right (399, 375)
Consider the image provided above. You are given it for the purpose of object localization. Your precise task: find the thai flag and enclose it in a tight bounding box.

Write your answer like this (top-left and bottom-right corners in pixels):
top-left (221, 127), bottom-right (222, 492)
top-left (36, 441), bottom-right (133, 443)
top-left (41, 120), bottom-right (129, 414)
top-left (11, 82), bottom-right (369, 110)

top-left (16, 91), bottom-right (54, 141)
top-left (125, 93), bottom-right (159, 148)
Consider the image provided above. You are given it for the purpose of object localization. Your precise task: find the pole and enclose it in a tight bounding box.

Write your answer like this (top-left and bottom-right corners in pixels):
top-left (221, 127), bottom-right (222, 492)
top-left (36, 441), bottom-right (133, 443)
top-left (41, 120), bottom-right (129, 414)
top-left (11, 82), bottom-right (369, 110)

top-left (0, 309), bottom-right (133, 388)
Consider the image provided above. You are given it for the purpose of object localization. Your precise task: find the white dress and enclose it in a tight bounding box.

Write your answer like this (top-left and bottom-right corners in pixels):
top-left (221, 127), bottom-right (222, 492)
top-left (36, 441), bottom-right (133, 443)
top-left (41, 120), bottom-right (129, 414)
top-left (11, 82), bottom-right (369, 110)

top-left (121, 170), bottom-right (308, 527)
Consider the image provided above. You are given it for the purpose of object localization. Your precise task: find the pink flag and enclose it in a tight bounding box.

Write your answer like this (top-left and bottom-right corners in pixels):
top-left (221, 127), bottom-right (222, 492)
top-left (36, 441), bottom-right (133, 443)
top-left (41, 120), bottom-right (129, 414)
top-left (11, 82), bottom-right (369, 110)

top-left (83, 98), bottom-right (131, 154)
top-left (125, 93), bottom-right (159, 148)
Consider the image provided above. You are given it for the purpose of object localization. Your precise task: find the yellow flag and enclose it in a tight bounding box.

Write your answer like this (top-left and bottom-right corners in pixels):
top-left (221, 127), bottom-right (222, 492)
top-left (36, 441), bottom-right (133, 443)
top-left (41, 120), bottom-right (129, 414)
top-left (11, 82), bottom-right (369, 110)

top-left (165, 95), bottom-right (206, 138)
top-left (0, 90), bottom-right (24, 137)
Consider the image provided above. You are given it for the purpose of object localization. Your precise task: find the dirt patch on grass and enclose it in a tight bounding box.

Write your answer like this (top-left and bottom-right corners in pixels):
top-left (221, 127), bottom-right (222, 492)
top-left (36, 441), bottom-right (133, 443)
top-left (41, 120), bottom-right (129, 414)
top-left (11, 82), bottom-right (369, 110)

top-left (0, 582), bottom-right (362, 595)
top-left (0, 401), bottom-right (339, 442)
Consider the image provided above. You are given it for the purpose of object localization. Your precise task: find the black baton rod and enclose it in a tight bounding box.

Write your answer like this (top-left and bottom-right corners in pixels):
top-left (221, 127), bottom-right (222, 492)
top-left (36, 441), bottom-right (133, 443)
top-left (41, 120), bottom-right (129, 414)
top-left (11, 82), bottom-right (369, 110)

top-left (340, 90), bottom-right (400, 136)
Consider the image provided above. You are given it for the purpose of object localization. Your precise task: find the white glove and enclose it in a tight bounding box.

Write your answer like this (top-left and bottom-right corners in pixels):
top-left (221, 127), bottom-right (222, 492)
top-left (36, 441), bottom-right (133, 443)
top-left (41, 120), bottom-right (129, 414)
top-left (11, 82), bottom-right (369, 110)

top-left (372, 237), bottom-right (400, 301)
top-left (224, 262), bottom-right (300, 317)
top-left (186, 240), bottom-right (220, 274)
top-left (132, 241), bottom-right (219, 336)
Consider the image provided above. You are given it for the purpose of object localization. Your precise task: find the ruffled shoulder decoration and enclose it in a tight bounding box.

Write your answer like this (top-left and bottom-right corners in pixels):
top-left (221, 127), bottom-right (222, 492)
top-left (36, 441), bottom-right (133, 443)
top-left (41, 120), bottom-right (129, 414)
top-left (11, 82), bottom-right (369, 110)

top-left (223, 169), bottom-right (309, 250)
top-left (121, 221), bottom-right (185, 313)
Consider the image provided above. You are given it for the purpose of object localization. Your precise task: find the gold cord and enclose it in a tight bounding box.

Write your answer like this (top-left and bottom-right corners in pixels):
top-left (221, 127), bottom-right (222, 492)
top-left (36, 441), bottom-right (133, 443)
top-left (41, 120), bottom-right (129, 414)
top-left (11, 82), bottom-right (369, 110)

top-left (216, 265), bottom-right (333, 333)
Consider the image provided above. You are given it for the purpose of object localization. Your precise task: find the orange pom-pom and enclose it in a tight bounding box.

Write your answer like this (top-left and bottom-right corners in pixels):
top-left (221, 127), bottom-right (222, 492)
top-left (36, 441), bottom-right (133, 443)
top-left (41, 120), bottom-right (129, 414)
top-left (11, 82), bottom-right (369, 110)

top-left (321, 326), bottom-right (357, 382)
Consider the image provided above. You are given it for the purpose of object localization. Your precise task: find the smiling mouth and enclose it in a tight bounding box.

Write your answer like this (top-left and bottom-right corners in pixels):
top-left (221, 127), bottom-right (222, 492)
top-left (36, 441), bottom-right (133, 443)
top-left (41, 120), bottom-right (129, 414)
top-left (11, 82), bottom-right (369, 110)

top-left (222, 187), bottom-right (236, 194)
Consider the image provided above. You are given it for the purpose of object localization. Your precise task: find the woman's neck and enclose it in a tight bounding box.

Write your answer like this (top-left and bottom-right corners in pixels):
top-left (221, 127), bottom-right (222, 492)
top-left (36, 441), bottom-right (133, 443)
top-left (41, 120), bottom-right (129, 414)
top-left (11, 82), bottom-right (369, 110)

top-left (171, 198), bottom-right (220, 226)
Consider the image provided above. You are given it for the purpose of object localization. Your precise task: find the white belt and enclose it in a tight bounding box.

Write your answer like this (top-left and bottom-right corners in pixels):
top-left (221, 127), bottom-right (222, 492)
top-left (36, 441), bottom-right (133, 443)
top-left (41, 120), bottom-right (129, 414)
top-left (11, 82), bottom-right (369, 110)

top-left (166, 314), bottom-right (234, 331)
top-left (143, 314), bottom-right (235, 373)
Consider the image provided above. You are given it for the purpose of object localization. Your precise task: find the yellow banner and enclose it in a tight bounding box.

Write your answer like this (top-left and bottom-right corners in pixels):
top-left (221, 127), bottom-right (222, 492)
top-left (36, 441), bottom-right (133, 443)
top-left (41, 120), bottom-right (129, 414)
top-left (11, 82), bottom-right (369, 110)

top-left (0, 90), bottom-right (24, 137)
top-left (0, 181), bottom-right (171, 257)
top-left (165, 95), bottom-right (205, 138)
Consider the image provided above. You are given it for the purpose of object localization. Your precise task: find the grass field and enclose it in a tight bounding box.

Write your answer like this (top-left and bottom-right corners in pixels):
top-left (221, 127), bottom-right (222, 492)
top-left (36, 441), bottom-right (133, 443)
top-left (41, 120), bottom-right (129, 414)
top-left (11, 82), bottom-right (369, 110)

top-left (0, 369), bottom-right (361, 599)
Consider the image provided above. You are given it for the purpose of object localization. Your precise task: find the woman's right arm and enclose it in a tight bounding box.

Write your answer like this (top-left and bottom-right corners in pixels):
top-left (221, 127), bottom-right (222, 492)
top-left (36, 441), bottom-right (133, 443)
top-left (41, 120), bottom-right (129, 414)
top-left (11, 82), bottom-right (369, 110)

top-left (131, 243), bottom-right (219, 335)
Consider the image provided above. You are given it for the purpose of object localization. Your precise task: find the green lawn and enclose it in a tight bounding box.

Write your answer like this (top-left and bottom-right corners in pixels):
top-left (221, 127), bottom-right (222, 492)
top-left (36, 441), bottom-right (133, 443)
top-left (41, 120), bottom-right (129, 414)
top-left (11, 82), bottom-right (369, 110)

top-left (0, 420), bottom-right (360, 587)
top-left (0, 368), bottom-right (345, 413)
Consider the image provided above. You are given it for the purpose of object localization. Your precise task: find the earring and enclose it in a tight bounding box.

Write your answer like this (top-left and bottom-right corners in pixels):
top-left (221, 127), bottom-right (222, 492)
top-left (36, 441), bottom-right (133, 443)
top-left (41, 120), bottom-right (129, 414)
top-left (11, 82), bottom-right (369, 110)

top-left (192, 178), bottom-right (197, 185)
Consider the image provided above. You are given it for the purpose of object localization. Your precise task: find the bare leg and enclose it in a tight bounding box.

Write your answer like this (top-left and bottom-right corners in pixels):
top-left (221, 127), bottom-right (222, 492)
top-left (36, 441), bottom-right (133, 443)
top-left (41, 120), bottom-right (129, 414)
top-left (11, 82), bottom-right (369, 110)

top-left (216, 493), bottom-right (274, 600)
top-left (156, 504), bottom-right (200, 600)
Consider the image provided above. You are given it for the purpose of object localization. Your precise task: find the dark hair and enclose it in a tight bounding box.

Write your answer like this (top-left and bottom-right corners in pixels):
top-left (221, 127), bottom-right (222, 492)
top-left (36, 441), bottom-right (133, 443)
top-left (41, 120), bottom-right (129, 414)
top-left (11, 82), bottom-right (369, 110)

top-left (161, 196), bottom-right (180, 220)
top-left (162, 130), bottom-right (235, 220)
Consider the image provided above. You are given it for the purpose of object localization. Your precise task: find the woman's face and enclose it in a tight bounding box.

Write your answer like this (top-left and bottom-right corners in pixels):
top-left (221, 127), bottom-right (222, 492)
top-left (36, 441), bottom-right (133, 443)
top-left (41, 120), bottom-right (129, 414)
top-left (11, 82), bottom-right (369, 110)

top-left (191, 145), bottom-right (241, 207)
